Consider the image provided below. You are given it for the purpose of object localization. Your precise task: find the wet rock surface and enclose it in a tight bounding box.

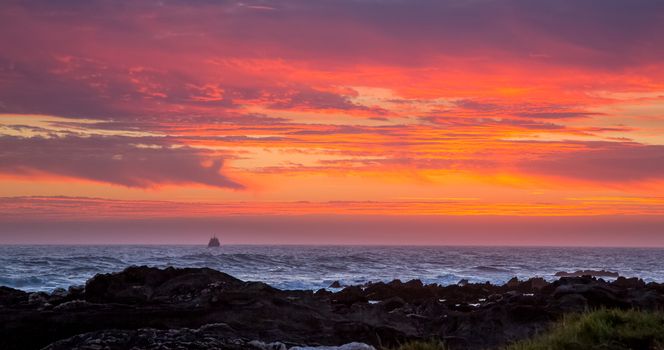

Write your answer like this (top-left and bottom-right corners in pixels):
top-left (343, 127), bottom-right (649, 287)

top-left (1, 266), bottom-right (663, 350)
top-left (554, 269), bottom-right (620, 278)
top-left (43, 324), bottom-right (377, 350)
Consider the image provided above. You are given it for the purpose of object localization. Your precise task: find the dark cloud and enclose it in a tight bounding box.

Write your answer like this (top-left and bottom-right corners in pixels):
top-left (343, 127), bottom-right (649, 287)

top-left (0, 52), bottom-right (368, 121)
top-left (1, 0), bottom-right (661, 122)
top-left (455, 99), bottom-right (500, 112)
top-left (520, 142), bottom-right (664, 182)
top-left (266, 88), bottom-right (378, 112)
top-left (453, 99), bottom-right (599, 120)
top-left (515, 112), bottom-right (598, 120)
top-left (0, 58), bottom-right (132, 118)
top-left (288, 125), bottom-right (372, 135)
top-left (421, 116), bottom-right (565, 130)
top-left (4, 0), bottom-right (663, 66)
top-left (0, 135), bottom-right (244, 188)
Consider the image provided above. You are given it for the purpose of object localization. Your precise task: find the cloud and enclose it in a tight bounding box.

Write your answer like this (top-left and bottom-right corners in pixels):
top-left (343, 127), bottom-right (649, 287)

top-left (0, 135), bottom-right (244, 189)
top-left (1, 0), bottom-right (662, 126)
top-left (520, 142), bottom-right (664, 182)
top-left (0, 0), bottom-right (662, 193)
top-left (266, 88), bottom-right (377, 112)
top-left (452, 99), bottom-right (599, 120)
top-left (515, 112), bottom-right (598, 120)
top-left (421, 116), bottom-right (565, 130)
top-left (287, 125), bottom-right (371, 135)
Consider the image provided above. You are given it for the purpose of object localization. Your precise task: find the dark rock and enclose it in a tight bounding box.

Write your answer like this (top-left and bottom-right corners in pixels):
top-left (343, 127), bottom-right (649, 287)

top-left (42, 326), bottom-right (295, 350)
top-left (314, 288), bottom-right (332, 297)
top-left (554, 270), bottom-right (619, 278)
top-left (0, 286), bottom-right (27, 307)
top-left (333, 286), bottom-right (367, 306)
top-left (612, 276), bottom-right (646, 289)
top-left (68, 285), bottom-right (85, 295)
top-left (527, 277), bottom-right (548, 290)
top-left (27, 292), bottom-right (48, 306)
top-left (553, 293), bottom-right (588, 312)
top-left (363, 279), bottom-right (437, 302)
top-left (1, 266), bottom-right (663, 350)
top-left (53, 300), bottom-right (92, 311)
top-left (506, 277), bottom-right (519, 288)
top-left (377, 296), bottom-right (405, 312)
top-left (553, 280), bottom-right (628, 309)
top-left (628, 290), bottom-right (662, 309)
top-left (329, 281), bottom-right (342, 288)
top-left (85, 265), bottom-right (242, 304)
top-left (50, 288), bottom-right (68, 298)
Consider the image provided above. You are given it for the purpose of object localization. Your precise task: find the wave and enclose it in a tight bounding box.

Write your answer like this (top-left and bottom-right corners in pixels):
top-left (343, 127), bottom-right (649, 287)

top-left (0, 275), bottom-right (44, 288)
top-left (473, 265), bottom-right (510, 273)
top-left (2, 245), bottom-right (664, 292)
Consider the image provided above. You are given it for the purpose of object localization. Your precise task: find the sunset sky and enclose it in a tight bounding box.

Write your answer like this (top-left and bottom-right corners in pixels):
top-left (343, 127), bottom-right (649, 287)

top-left (1, 0), bottom-right (664, 245)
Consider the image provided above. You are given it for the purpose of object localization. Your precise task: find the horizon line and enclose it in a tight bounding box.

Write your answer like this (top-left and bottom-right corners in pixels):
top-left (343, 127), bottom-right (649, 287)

top-left (2, 243), bottom-right (663, 249)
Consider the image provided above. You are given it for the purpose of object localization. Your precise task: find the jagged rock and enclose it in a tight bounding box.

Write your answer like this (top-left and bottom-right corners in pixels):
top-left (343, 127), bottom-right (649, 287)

top-left (0, 286), bottom-right (27, 306)
top-left (1, 267), bottom-right (663, 350)
top-left (612, 276), bottom-right (646, 289)
top-left (53, 300), bottom-right (92, 311)
top-left (290, 342), bottom-right (376, 350)
top-left (553, 293), bottom-right (588, 312)
top-left (27, 292), bottom-right (48, 306)
top-left (329, 281), bottom-right (342, 288)
top-left (554, 270), bottom-right (619, 278)
top-left (333, 286), bottom-right (367, 306)
top-left (85, 266), bottom-right (243, 304)
top-left (377, 296), bottom-right (405, 312)
top-left (506, 277), bottom-right (519, 288)
top-left (43, 327), bottom-right (285, 350)
top-left (553, 280), bottom-right (628, 308)
top-left (364, 279), bottom-right (437, 302)
top-left (527, 277), bottom-right (548, 290)
top-left (50, 288), bottom-right (68, 298)
top-left (248, 340), bottom-right (288, 350)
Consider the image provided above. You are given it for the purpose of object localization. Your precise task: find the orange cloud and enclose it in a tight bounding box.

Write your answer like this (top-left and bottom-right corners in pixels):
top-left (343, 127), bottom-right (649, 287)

top-left (0, 0), bottom-right (663, 238)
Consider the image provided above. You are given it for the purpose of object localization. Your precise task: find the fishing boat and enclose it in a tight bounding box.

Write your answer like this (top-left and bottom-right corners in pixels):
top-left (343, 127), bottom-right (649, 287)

top-left (207, 235), bottom-right (220, 247)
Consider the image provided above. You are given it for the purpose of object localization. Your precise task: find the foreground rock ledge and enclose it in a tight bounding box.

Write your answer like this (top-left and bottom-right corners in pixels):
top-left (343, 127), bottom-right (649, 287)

top-left (1, 266), bottom-right (663, 350)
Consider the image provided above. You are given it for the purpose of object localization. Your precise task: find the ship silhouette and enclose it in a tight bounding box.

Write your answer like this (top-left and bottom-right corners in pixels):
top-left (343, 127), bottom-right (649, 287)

top-left (207, 235), bottom-right (220, 247)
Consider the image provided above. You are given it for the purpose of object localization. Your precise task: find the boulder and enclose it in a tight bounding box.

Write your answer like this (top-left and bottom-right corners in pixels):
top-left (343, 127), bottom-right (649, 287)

top-left (612, 276), bottom-right (646, 289)
top-left (2, 266), bottom-right (663, 350)
top-left (85, 266), bottom-right (242, 304)
top-left (554, 270), bottom-right (619, 278)
top-left (0, 286), bottom-right (27, 306)
top-left (333, 286), bottom-right (367, 306)
top-left (553, 293), bottom-right (588, 312)
top-left (506, 277), bottom-right (520, 288)
top-left (377, 296), bottom-right (405, 312)
top-left (527, 277), bottom-right (548, 290)
top-left (291, 343), bottom-right (376, 350)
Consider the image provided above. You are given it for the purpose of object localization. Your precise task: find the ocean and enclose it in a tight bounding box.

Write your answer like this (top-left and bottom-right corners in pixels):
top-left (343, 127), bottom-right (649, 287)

top-left (1, 245), bottom-right (663, 292)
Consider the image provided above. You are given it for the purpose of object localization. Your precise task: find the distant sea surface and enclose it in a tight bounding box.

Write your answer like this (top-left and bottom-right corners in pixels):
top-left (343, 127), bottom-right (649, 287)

top-left (2, 245), bottom-right (664, 292)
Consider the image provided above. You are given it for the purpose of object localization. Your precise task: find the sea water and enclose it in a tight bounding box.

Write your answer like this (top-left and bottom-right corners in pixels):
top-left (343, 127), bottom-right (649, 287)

top-left (1, 245), bottom-right (663, 292)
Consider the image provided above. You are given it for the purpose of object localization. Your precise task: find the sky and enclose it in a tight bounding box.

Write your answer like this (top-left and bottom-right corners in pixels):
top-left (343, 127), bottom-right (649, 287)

top-left (1, 0), bottom-right (664, 245)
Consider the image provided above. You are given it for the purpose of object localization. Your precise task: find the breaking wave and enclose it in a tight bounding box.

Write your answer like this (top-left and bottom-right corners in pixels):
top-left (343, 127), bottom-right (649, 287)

top-left (1, 245), bottom-right (663, 292)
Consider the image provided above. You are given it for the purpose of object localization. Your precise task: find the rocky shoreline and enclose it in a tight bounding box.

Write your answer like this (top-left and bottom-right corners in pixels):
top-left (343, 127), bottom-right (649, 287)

top-left (1, 266), bottom-right (663, 350)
